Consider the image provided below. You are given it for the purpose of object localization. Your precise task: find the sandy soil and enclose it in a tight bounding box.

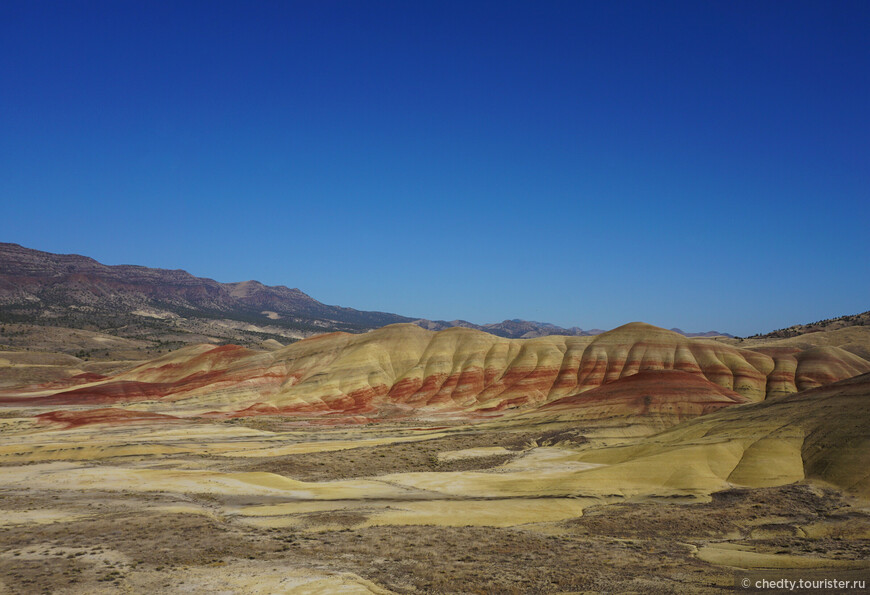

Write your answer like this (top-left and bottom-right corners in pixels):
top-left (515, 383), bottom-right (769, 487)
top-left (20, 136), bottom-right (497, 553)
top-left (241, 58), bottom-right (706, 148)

top-left (0, 417), bottom-right (867, 594)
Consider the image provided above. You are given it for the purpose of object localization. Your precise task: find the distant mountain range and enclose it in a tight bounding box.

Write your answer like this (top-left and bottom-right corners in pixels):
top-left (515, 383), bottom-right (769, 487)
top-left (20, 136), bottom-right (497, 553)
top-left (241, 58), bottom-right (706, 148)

top-left (0, 243), bottom-right (730, 347)
top-left (668, 328), bottom-right (734, 338)
top-left (411, 318), bottom-right (606, 338)
top-left (0, 243), bottom-right (411, 347)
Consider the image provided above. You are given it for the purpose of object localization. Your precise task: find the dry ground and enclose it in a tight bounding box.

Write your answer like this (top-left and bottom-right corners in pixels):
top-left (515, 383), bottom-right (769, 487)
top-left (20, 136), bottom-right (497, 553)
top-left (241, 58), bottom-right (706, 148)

top-left (0, 417), bottom-right (867, 594)
top-left (233, 430), bottom-right (540, 480)
top-left (1, 483), bottom-right (867, 594)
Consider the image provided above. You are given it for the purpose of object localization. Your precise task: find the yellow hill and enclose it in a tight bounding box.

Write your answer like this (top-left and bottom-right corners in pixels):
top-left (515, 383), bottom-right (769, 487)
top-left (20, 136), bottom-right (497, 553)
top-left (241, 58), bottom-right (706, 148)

top-left (2, 323), bottom-right (868, 425)
top-left (571, 372), bottom-right (870, 497)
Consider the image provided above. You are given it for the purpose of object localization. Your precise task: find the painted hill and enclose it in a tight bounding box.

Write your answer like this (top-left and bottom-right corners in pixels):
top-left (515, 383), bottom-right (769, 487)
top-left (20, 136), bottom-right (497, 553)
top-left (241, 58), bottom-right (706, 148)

top-left (571, 371), bottom-right (870, 498)
top-left (4, 323), bottom-right (868, 427)
top-left (537, 369), bottom-right (749, 431)
top-left (739, 324), bottom-right (870, 362)
top-left (414, 319), bottom-right (728, 339)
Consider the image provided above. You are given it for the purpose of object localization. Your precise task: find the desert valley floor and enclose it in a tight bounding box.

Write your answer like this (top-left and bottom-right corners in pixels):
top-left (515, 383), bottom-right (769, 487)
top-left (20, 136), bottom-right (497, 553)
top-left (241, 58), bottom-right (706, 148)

top-left (1, 322), bottom-right (869, 593)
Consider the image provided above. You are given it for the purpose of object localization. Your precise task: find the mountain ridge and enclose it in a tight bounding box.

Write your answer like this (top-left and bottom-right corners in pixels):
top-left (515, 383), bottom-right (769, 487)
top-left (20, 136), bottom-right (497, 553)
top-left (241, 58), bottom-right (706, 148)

top-left (0, 243), bottom-right (731, 346)
top-left (747, 310), bottom-right (870, 340)
top-left (0, 242), bottom-right (414, 346)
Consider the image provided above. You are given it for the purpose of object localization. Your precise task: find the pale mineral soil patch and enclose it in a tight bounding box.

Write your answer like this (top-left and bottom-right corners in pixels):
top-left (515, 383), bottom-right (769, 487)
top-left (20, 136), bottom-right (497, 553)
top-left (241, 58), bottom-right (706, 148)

top-left (0, 418), bottom-right (868, 594)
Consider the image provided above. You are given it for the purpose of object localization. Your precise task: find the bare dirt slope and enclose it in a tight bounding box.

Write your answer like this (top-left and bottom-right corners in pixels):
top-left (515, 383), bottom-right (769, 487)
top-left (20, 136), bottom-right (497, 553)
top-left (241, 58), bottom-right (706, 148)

top-left (2, 323), bottom-right (867, 430)
top-left (1, 314), bottom-right (869, 593)
top-left (0, 375), bottom-right (868, 593)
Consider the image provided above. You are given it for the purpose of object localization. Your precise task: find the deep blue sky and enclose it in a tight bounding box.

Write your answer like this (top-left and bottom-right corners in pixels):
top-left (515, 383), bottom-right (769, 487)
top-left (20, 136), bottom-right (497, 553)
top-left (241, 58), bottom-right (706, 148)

top-left (1, 1), bottom-right (868, 335)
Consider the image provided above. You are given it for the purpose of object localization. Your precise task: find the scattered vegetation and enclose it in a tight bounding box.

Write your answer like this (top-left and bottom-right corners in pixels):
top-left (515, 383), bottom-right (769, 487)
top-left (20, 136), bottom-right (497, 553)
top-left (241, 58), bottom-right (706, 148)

top-left (236, 430), bottom-right (538, 480)
top-left (2, 483), bottom-right (865, 594)
top-left (746, 310), bottom-right (869, 340)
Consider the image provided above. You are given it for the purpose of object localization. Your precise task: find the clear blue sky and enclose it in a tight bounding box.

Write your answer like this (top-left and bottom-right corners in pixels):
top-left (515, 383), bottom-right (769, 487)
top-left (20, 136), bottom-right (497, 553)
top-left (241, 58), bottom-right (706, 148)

top-left (1, 1), bottom-right (868, 336)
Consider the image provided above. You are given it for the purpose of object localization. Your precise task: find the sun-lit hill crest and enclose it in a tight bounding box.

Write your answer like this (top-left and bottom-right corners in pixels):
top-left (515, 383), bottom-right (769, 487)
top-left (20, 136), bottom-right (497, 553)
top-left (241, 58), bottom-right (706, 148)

top-left (4, 322), bottom-right (868, 427)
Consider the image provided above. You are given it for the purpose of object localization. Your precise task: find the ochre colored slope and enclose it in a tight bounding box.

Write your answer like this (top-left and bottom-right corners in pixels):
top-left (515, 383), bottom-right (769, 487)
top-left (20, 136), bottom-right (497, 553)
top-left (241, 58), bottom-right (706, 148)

top-left (36, 408), bottom-right (182, 429)
top-left (2, 323), bottom-right (868, 422)
top-left (537, 369), bottom-right (748, 430)
top-left (572, 372), bottom-right (870, 497)
top-left (738, 325), bottom-right (870, 360)
top-left (751, 345), bottom-right (870, 397)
